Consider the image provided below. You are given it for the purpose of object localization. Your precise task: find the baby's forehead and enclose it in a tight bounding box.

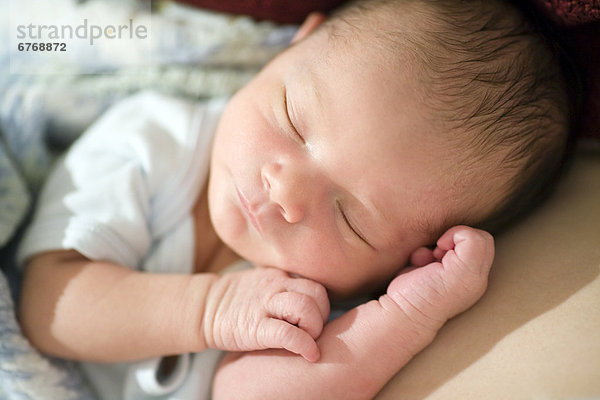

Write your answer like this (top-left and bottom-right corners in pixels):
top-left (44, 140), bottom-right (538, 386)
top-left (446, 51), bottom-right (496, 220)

top-left (354, 132), bottom-right (514, 244)
top-left (338, 137), bottom-right (458, 248)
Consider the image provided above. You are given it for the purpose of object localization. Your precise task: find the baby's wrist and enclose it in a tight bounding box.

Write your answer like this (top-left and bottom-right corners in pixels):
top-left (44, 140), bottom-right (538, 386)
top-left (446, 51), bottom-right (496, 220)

top-left (359, 294), bottom-right (441, 360)
top-left (381, 291), bottom-right (446, 335)
top-left (176, 273), bottom-right (221, 353)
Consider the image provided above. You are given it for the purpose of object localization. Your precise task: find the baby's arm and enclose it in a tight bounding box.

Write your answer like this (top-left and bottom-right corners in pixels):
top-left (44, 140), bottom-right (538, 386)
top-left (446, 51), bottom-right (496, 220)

top-left (19, 251), bottom-right (329, 363)
top-left (213, 226), bottom-right (494, 399)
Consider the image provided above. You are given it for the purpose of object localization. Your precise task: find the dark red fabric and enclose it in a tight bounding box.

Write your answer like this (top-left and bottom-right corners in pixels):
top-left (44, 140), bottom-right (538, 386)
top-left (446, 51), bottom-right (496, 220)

top-left (528, 0), bottom-right (600, 139)
top-left (569, 22), bottom-right (600, 139)
top-left (173, 0), bottom-right (349, 24)
top-left (530, 0), bottom-right (600, 27)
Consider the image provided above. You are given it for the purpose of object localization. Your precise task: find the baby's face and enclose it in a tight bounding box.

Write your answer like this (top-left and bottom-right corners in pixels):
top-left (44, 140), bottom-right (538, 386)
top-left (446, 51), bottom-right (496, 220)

top-left (209, 26), bottom-right (469, 298)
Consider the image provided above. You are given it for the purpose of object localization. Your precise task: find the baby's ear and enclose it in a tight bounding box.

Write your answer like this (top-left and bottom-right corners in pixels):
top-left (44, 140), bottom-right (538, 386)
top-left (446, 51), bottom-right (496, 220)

top-left (291, 12), bottom-right (326, 43)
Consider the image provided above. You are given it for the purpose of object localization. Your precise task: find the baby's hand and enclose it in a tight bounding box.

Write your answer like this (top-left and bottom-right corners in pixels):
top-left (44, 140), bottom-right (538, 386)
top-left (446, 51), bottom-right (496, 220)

top-left (201, 267), bottom-right (330, 362)
top-left (385, 225), bottom-right (494, 332)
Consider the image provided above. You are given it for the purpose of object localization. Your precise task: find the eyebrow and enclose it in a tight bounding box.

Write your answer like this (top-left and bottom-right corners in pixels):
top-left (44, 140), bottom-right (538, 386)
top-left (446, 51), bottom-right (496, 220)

top-left (308, 71), bottom-right (327, 122)
top-left (288, 66), bottom-right (325, 128)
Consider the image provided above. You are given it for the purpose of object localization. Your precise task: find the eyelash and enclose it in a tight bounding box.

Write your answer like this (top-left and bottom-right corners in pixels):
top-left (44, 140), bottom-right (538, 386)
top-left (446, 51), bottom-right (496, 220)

top-left (336, 200), bottom-right (372, 248)
top-left (283, 88), bottom-right (305, 145)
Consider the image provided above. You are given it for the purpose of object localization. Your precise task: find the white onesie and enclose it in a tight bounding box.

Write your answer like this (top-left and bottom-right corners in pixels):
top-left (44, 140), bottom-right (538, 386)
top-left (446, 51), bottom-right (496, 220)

top-left (18, 91), bottom-right (237, 400)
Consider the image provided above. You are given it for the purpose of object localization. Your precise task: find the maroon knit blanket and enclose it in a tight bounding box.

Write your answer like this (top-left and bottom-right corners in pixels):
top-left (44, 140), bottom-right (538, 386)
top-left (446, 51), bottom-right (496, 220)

top-left (175, 0), bottom-right (600, 26)
top-left (531, 0), bottom-right (600, 26)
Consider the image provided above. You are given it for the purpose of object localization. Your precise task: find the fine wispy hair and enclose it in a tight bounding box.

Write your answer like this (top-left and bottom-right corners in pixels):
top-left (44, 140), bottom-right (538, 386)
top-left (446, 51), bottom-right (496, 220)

top-left (324, 0), bottom-right (580, 235)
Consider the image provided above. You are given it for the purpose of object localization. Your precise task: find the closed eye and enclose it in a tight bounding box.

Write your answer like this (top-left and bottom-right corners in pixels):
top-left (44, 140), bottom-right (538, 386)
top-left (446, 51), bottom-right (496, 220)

top-left (336, 200), bottom-right (375, 249)
top-left (283, 86), bottom-right (305, 145)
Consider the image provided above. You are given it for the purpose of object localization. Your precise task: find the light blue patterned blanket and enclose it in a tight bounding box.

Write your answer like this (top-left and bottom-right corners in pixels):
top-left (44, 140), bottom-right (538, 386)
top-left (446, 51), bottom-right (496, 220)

top-left (0, 1), bottom-right (295, 398)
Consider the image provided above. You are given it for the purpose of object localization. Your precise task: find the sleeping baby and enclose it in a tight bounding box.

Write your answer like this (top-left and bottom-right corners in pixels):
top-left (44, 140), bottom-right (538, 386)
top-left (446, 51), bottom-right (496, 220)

top-left (17, 0), bottom-right (572, 398)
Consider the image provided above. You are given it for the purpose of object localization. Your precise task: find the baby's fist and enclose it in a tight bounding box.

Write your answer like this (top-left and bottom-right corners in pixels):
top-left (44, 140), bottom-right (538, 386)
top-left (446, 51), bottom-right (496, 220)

top-left (386, 226), bottom-right (494, 331)
top-left (202, 267), bottom-right (330, 362)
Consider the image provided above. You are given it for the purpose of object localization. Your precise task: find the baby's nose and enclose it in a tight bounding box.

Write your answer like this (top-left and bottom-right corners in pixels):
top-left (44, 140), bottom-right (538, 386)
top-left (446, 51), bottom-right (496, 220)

top-left (261, 161), bottom-right (310, 224)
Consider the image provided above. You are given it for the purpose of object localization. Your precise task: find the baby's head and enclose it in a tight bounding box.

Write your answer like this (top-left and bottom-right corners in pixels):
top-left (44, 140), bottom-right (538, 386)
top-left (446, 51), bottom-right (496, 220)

top-left (208, 0), bottom-right (571, 298)
top-left (325, 0), bottom-right (574, 233)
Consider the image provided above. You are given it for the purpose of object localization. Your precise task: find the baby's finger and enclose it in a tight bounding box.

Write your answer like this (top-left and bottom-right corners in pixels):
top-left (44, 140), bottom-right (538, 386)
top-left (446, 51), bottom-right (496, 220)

top-left (447, 229), bottom-right (493, 270)
top-left (432, 246), bottom-right (447, 261)
top-left (267, 292), bottom-right (324, 339)
top-left (285, 278), bottom-right (330, 323)
top-left (435, 225), bottom-right (466, 251)
top-left (259, 319), bottom-right (320, 362)
top-left (435, 227), bottom-right (494, 279)
top-left (409, 246), bottom-right (436, 267)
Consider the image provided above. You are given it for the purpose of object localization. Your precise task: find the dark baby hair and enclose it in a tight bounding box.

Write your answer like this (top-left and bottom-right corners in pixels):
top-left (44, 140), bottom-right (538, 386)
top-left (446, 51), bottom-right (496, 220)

top-left (324, 0), bottom-right (580, 235)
